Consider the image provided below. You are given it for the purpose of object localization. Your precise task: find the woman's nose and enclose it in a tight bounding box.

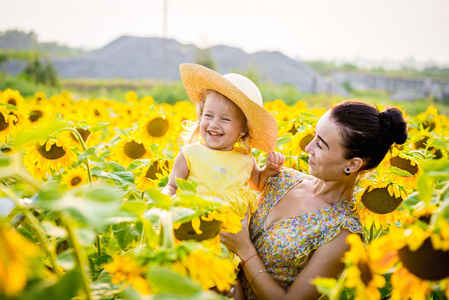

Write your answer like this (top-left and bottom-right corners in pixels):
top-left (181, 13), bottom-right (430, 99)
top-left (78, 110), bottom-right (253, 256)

top-left (305, 141), bottom-right (312, 154)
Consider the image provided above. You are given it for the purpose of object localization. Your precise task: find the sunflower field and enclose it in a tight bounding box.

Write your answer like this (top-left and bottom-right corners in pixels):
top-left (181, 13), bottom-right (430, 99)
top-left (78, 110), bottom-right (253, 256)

top-left (0, 87), bottom-right (448, 300)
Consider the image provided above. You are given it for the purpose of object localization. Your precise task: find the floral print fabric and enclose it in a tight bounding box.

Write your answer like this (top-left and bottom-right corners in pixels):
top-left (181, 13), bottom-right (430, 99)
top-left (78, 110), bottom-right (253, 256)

top-left (242, 168), bottom-right (364, 299)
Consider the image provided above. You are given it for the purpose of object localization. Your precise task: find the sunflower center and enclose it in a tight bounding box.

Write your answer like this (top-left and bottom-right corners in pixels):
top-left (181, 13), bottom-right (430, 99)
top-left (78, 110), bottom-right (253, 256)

top-left (413, 136), bottom-right (429, 150)
top-left (288, 125), bottom-right (298, 135)
top-left (70, 176), bottom-right (82, 186)
top-left (29, 110), bottom-right (43, 122)
top-left (398, 238), bottom-right (449, 281)
top-left (357, 260), bottom-right (373, 286)
top-left (174, 219), bottom-right (223, 241)
top-left (36, 142), bottom-right (67, 160)
top-left (9, 112), bottom-right (18, 125)
top-left (422, 119), bottom-right (435, 131)
top-left (123, 141), bottom-right (146, 159)
top-left (299, 133), bottom-right (315, 151)
top-left (76, 128), bottom-right (91, 142)
top-left (8, 98), bottom-right (17, 106)
top-left (147, 117), bottom-right (169, 137)
top-left (145, 161), bottom-right (162, 180)
top-left (389, 156), bottom-right (418, 175)
top-left (0, 114), bottom-right (9, 131)
top-left (361, 185), bottom-right (403, 214)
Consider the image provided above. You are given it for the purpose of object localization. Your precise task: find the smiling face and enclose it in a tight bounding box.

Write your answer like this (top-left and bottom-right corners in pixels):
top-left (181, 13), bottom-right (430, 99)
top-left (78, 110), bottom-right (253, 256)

top-left (199, 92), bottom-right (246, 151)
top-left (305, 111), bottom-right (350, 180)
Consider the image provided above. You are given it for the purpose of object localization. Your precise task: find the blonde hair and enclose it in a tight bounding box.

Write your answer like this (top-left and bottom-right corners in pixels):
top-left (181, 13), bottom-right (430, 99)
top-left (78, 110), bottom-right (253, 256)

top-left (182, 90), bottom-right (251, 154)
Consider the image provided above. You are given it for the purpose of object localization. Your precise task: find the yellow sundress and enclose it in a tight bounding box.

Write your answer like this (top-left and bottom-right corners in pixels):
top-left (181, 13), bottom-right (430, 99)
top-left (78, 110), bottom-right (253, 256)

top-left (182, 144), bottom-right (257, 217)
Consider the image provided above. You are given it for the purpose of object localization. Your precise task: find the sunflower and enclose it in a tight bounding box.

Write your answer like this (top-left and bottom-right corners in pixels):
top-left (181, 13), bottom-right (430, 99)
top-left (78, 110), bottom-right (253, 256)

top-left (33, 91), bottom-right (47, 103)
top-left (369, 224), bottom-right (449, 300)
top-left (380, 151), bottom-right (420, 189)
top-left (109, 134), bottom-right (154, 167)
top-left (0, 225), bottom-right (42, 298)
top-left (125, 91), bottom-right (139, 104)
top-left (60, 167), bottom-right (88, 189)
top-left (0, 88), bottom-right (24, 108)
top-left (134, 158), bottom-right (173, 192)
top-left (104, 255), bottom-right (151, 295)
top-left (355, 180), bottom-right (407, 230)
top-left (176, 248), bottom-right (236, 292)
top-left (343, 234), bottom-right (386, 300)
top-left (411, 132), bottom-right (444, 160)
top-left (23, 137), bottom-right (78, 177)
top-left (138, 112), bottom-right (178, 147)
top-left (25, 102), bottom-right (53, 125)
top-left (0, 105), bottom-right (21, 145)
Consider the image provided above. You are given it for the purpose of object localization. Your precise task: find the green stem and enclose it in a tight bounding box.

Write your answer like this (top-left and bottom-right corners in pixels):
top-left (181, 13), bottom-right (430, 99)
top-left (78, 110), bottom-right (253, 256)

top-left (369, 224), bottom-right (374, 243)
top-left (1, 185), bottom-right (61, 276)
top-left (66, 128), bottom-right (93, 188)
top-left (96, 235), bottom-right (102, 257)
top-left (63, 213), bottom-right (92, 300)
top-left (24, 211), bottom-right (62, 277)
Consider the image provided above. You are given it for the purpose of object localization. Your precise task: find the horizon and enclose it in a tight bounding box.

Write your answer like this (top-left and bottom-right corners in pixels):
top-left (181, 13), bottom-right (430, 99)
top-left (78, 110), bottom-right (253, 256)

top-left (1, 0), bottom-right (448, 66)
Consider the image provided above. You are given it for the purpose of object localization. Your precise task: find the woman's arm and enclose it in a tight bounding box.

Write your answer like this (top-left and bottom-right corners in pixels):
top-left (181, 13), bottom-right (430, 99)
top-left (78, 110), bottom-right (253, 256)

top-left (221, 215), bottom-right (351, 300)
top-left (161, 151), bottom-right (189, 196)
top-left (249, 152), bottom-right (285, 191)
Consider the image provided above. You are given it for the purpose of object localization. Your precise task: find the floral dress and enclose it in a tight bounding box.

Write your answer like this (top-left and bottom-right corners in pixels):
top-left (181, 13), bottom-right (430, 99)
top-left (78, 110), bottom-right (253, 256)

top-left (241, 168), bottom-right (364, 299)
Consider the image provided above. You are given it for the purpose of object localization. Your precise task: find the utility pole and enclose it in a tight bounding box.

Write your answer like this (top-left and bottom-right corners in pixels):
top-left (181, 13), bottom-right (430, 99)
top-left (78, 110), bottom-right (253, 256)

top-left (162, 0), bottom-right (168, 84)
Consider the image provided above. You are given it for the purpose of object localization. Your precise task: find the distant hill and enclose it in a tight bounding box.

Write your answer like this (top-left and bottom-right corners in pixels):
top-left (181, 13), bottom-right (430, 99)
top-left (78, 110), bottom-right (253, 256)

top-left (4, 35), bottom-right (332, 94)
top-left (0, 29), bottom-right (85, 55)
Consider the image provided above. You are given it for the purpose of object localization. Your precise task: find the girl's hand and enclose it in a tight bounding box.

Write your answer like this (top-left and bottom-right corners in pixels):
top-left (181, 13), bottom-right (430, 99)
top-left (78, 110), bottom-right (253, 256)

top-left (266, 152), bottom-right (285, 173)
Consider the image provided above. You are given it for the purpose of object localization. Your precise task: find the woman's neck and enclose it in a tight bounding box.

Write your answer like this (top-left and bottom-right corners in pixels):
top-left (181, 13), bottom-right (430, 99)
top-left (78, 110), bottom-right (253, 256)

top-left (308, 177), bottom-right (356, 206)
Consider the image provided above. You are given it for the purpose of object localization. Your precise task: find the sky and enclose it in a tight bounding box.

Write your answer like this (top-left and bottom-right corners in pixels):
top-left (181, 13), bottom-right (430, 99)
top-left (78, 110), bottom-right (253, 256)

top-left (1, 0), bottom-right (448, 66)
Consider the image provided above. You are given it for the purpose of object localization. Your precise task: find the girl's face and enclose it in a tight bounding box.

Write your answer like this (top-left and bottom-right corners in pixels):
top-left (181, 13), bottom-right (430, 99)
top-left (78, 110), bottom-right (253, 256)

top-left (305, 111), bottom-right (349, 180)
top-left (199, 93), bottom-right (246, 151)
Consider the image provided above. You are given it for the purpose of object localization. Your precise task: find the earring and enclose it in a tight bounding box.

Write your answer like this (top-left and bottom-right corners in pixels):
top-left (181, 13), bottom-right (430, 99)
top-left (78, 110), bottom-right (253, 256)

top-left (344, 168), bottom-right (351, 176)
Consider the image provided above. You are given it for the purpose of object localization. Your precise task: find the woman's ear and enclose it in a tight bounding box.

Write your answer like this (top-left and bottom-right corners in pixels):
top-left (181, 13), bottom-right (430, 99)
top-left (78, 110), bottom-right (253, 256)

top-left (348, 157), bottom-right (364, 172)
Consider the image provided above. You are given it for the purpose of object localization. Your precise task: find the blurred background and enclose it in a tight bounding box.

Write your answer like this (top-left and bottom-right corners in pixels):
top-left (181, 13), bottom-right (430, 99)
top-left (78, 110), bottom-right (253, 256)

top-left (1, 0), bottom-right (448, 111)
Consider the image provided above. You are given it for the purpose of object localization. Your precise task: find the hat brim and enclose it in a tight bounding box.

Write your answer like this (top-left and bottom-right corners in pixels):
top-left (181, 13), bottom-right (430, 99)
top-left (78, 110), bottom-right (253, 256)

top-left (179, 63), bottom-right (278, 153)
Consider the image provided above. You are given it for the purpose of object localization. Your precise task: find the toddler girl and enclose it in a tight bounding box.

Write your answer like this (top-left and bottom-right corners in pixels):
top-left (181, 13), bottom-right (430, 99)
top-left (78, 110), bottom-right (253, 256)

top-left (162, 63), bottom-right (284, 218)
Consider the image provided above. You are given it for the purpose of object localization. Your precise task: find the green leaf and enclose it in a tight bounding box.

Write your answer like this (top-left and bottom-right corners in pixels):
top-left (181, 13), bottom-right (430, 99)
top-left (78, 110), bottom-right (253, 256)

top-left (91, 167), bottom-right (134, 185)
top-left (113, 223), bottom-right (141, 250)
top-left (90, 122), bottom-right (111, 133)
top-left (21, 268), bottom-right (83, 300)
top-left (387, 166), bottom-right (412, 177)
top-left (277, 133), bottom-right (293, 146)
top-left (11, 119), bottom-right (71, 148)
top-left (417, 173), bottom-right (434, 205)
top-left (427, 137), bottom-right (447, 148)
top-left (175, 178), bottom-right (198, 193)
top-left (0, 155), bottom-right (10, 167)
top-left (175, 192), bottom-right (222, 209)
top-left (172, 208), bottom-right (198, 223)
top-left (146, 189), bottom-right (172, 210)
top-left (107, 161), bottom-right (126, 172)
top-left (78, 146), bottom-right (96, 161)
top-left (121, 201), bottom-right (147, 217)
top-left (147, 266), bottom-right (201, 295)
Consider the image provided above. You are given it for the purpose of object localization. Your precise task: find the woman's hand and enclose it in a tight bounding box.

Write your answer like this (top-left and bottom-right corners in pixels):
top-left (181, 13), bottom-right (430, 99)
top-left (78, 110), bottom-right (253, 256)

top-left (220, 212), bottom-right (253, 256)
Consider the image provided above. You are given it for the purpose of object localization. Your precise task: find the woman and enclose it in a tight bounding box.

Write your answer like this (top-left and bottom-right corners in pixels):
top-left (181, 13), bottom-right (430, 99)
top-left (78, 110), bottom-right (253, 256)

top-left (220, 100), bottom-right (408, 299)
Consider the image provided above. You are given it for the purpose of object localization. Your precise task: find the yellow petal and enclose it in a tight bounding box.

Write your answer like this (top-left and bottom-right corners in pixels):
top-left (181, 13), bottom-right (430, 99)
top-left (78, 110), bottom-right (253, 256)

top-left (191, 217), bottom-right (203, 234)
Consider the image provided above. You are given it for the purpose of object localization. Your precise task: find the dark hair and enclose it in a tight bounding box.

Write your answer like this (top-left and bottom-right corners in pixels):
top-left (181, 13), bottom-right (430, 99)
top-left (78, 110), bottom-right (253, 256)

top-left (330, 101), bottom-right (408, 170)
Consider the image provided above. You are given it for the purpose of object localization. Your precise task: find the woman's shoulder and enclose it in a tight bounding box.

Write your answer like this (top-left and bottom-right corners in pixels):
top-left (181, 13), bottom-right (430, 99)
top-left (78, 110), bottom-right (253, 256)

top-left (269, 167), bottom-right (308, 185)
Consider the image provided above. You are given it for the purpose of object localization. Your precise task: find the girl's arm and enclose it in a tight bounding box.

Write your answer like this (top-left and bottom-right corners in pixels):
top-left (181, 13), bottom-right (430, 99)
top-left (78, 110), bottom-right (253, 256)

top-left (249, 152), bottom-right (285, 191)
top-left (220, 215), bottom-right (351, 300)
top-left (161, 151), bottom-right (189, 196)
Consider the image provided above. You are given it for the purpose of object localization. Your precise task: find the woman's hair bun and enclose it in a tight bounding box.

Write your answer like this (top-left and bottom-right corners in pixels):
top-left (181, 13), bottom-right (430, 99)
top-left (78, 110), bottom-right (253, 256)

top-left (380, 108), bottom-right (408, 145)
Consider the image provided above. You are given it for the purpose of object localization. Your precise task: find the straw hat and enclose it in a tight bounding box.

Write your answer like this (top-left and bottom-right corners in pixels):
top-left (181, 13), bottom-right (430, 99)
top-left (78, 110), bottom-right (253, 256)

top-left (179, 63), bottom-right (278, 153)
